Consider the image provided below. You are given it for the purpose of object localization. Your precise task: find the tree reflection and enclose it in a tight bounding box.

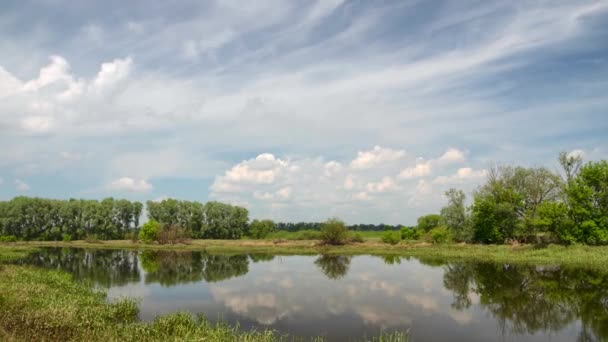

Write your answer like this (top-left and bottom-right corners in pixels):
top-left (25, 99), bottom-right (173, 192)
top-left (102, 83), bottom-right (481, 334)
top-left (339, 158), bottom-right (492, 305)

top-left (442, 262), bottom-right (608, 341)
top-left (14, 247), bottom-right (140, 287)
top-left (314, 255), bottom-right (351, 280)
top-left (140, 251), bottom-right (250, 285)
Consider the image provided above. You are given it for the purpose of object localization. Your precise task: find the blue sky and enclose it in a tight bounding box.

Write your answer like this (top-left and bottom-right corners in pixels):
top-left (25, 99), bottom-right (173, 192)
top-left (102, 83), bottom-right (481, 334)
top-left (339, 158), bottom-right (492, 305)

top-left (0, 0), bottom-right (607, 224)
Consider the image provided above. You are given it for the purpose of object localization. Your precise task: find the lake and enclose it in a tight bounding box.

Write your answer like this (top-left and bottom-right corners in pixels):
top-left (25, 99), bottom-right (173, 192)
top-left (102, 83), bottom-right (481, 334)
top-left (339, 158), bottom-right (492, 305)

top-left (11, 248), bottom-right (608, 341)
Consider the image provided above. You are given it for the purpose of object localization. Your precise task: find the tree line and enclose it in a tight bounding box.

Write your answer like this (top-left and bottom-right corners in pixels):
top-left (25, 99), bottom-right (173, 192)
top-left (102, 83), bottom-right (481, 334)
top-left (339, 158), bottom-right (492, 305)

top-left (275, 222), bottom-right (403, 232)
top-left (412, 153), bottom-right (608, 245)
top-left (0, 198), bottom-right (249, 241)
top-left (0, 197), bottom-right (142, 241)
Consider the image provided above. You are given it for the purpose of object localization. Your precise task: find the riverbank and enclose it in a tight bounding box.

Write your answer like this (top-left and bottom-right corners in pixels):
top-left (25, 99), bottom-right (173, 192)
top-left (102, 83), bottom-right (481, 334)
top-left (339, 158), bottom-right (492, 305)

top-left (3, 239), bottom-right (608, 269)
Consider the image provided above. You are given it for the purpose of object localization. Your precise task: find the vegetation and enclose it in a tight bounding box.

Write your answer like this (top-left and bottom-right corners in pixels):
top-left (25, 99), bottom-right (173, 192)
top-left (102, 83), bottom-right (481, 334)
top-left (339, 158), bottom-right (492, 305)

top-left (427, 227), bottom-right (451, 244)
top-left (415, 153), bottom-right (608, 246)
top-left (275, 222), bottom-right (403, 232)
top-left (400, 227), bottom-right (422, 241)
top-left (139, 220), bottom-right (161, 243)
top-left (319, 218), bottom-right (349, 245)
top-left (0, 197), bottom-right (142, 241)
top-left (249, 219), bottom-right (276, 239)
top-left (381, 230), bottom-right (401, 245)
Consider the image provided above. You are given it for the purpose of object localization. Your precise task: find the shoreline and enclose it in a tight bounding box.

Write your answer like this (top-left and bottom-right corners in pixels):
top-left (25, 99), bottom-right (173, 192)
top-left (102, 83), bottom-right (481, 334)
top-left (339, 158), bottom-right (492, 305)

top-left (3, 240), bottom-right (608, 269)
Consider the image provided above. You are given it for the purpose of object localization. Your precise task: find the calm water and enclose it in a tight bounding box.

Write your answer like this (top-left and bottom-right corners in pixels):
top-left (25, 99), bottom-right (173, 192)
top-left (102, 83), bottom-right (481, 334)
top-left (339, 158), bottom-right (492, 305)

top-left (11, 248), bottom-right (608, 341)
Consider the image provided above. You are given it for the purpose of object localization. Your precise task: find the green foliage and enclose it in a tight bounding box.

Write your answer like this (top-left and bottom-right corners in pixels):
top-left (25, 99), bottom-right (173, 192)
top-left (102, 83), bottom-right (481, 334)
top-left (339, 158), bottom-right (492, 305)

top-left (381, 230), bottom-right (401, 245)
top-left (400, 227), bottom-right (422, 240)
top-left (267, 229), bottom-right (322, 240)
top-left (0, 197), bottom-right (142, 241)
top-left (417, 214), bottom-right (442, 232)
top-left (0, 235), bottom-right (17, 242)
top-left (350, 232), bottom-right (365, 243)
top-left (147, 199), bottom-right (204, 238)
top-left (249, 219), bottom-right (276, 239)
top-left (61, 233), bottom-right (72, 242)
top-left (156, 224), bottom-right (191, 245)
top-left (139, 220), bottom-right (161, 243)
top-left (564, 160), bottom-right (608, 245)
top-left (440, 189), bottom-right (473, 242)
top-left (320, 218), bottom-right (349, 245)
top-left (204, 201), bottom-right (249, 239)
top-left (428, 227), bottom-right (452, 244)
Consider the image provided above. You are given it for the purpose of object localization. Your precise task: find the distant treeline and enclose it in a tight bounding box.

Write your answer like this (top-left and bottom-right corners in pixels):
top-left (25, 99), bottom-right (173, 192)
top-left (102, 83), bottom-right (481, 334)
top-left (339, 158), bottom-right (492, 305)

top-left (275, 222), bottom-right (403, 232)
top-left (0, 197), bottom-right (142, 241)
top-left (0, 198), bottom-right (249, 241)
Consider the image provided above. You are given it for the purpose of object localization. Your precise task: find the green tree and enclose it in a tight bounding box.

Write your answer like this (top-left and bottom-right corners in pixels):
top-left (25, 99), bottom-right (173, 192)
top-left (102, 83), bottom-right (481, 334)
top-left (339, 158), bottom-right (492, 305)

top-left (320, 217), bottom-right (349, 245)
top-left (249, 219), bottom-right (276, 239)
top-left (417, 214), bottom-right (441, 232)
top-left (139, 220), bottom-right (161, 243)
top-left (440, 189), bottom-right (472, 242)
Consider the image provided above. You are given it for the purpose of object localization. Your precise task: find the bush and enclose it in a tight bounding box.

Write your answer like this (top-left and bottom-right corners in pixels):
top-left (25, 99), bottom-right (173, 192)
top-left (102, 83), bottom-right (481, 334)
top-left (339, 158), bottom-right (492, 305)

top-left (350, 232), bottom-right (365, 243)
top-left (249, 219), bottom-right (276, 239)
top-left (84, 234), bottom-right (100, 243)
top-left (320, 218), bottom-right (349, 245)
top-left (400, 227), bottom-right (422, 240)
top-left (139, 220), bottom-right (161, 243)
top-left (381, 230), bottom-right (401, 245)
top-left (156, 224), bottom-right (191, 245)
top-left (428, 227), bottom-right (452, 244)
top-left (62, 233), bottom-right (72, 242)
top-left (0, 235), bottom-right (17, 243)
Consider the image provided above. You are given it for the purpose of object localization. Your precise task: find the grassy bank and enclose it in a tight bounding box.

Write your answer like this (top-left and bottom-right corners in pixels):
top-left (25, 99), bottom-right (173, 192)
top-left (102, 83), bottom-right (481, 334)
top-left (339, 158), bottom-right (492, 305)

top-left (0, 260), bottom-right (407, 342)
top-left (4, 239), bottom-right (608, 269)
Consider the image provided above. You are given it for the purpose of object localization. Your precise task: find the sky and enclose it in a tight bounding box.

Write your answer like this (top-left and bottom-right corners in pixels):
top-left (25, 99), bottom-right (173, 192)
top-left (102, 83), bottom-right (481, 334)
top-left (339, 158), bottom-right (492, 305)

top-left (0, 0), bottom-right (607, 225)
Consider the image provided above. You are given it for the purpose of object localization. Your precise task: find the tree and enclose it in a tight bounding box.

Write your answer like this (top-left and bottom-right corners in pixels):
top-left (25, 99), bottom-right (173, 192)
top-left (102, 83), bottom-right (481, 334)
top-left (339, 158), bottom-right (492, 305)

top-left (417, 214), bottom-right (441, 232)
top-left (139, 220), bottom-right (161, 243)
top-left (440, 189), bottom-right (472, 242)
top-left (249, 219), bottom-right (276, 239)
top-left (320, 217), bottom-right (349, 245)
top-left (564, 160), bottom-right (608, 244)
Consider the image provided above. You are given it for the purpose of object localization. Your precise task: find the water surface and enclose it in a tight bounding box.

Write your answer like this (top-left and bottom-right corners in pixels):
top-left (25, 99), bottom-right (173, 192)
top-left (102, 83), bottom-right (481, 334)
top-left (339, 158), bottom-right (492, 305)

top-left (12, 248), bottom-right (608, 341)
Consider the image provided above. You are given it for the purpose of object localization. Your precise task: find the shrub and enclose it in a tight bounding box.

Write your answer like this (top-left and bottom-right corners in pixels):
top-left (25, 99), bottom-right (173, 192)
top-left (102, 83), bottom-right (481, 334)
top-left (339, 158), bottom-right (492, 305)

top-left (62, 233), bottom-right (72, 242)
top-left (351, 232), bottom-right (365, 243)
top-left (249, 219), bottom-right (276, 239)
top-left (428, 227), bottom-right (452, 244)
top-left (400, 226), bottom-right (422, 240)
top-left (84, 234), bottom-right (100, 243)
top-left (156, 224), bottom-right (191, 245)
top-left (320, 218), bottom-right (349, 245)
top-left (381, 230), bottom-right (401, 245)
top-left (139, 220), bottom-right (161, 243)
top-left (0, 235), bottom-right (17, 243)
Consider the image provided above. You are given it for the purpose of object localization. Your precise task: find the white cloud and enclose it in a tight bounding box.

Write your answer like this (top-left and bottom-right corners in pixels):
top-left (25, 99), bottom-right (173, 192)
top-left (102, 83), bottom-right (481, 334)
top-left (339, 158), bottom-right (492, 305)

top-left (22, 55), bottom-right (71, 92)
top-left (15, 179), bottom-right (30, 191)
top-left (20, 116), bottom-right (52, 134)
top-left (437, 148), bottom-right (465, 164)
top-left (433, 167), bottom-right (487, 185)
top-left (366, 177), bottom-right (397, 193)
top-left (91, 57), bottom-right (132, 92)
top-left (398, 161), bottom-right (432, 179)
top-left (108, 177), bottom-right (153, 192)
top-left (350, 146), bottom-right (405, 169)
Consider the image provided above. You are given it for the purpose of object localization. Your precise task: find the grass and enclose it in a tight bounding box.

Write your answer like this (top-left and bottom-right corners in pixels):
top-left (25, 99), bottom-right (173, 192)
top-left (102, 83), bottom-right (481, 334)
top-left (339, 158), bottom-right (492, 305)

top-left (4, 238), bottom-right (608, 270)
top-left (0, 261), bottom-right (408, 342)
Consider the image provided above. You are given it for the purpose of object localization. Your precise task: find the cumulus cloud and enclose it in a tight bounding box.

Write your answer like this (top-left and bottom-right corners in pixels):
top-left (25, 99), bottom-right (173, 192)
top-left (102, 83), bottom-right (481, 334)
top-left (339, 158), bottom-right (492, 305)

top-left (108, 177), bottom-right (153, 192)
top-left (211, 147), bottom-right (488, 224)
top-left (350, 146), bottom-right (405, 169)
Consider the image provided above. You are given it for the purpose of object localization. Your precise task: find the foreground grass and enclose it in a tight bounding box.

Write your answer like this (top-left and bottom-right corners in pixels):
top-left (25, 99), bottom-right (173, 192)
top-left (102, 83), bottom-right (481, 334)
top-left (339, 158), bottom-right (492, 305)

top-left (5, 239), bottom-right (608, 270)
top-left (0, 263), bottom-right (407, 342)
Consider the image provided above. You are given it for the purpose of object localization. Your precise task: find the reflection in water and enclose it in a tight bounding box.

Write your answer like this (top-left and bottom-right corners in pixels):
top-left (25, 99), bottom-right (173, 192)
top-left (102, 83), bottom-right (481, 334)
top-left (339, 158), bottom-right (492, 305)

top-left (15, 248), bottom-right (140, 287)
top-left (9, 248), bottom-right (608, 341)
top-left (314, 255), bottom-right (352, 279)
top-left (443, 262), bottom-right (608, 341)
